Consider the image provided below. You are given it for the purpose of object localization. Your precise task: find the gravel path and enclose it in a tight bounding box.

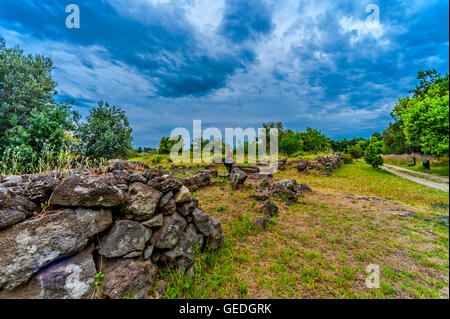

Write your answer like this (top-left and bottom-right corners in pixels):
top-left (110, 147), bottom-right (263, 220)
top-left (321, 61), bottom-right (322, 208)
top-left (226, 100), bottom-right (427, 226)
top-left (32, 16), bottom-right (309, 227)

top-left (383, 164), bottom-right (449, 183)
top-left (381, 165), bottom-right (449, 192)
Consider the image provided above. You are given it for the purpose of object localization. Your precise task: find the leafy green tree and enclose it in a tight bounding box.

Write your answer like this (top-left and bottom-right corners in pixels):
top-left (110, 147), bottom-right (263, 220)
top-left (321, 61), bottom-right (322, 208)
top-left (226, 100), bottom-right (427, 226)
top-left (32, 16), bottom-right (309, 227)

top-left (392, 70), bottom-right (449, 156)
top-left (279, 131), bottom-right (303, 156)
top-left (0, 39), bottom-right (78, 171)
top-left (299, 128), bottom-right (331, 153)
top-left (158, 136), bottom-right (182, 154)
top-left (347, 144), bottom-right (364, 159)
top-left (382, 121), bottom-right (409, 154)
top-left (76, 101), bottom-right (133, 159)
top-left (364, 143), bottom-right (383, 168)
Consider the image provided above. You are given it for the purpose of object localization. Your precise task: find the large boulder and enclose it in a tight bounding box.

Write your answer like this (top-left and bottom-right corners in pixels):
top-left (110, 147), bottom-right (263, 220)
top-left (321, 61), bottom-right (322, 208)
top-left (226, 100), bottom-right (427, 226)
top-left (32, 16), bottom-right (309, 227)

top-left (191, 208), bottom-right (224, 249)
top-left (101, 257), bottom-right (158, 299)
top-left (25, 174), bottom-right (59, 202)
top-left (229, 167), bottom-right (248, 189)
top-left (120, 182), bottom-right (162, 221)
top-left (0, 186), bottom-right (39, 230)
top-left (244, 173), bottom-right (273, 188)
top-left (0, 208), bottom-right (112, 290)
top-left (99, 220), bottom-right (151, 258)
top-left (150, 212), bottom-right (187, 249)
top-left (0, 245), bottom-right (96, 299)
top-left (201, 169), bottom-right (218, 178)
top-left (296, 159), bottom-right (309, 172)
top-left (49, 174), bottom-right (125, 207)
top-left (236, 166), bottom-right (259, 174)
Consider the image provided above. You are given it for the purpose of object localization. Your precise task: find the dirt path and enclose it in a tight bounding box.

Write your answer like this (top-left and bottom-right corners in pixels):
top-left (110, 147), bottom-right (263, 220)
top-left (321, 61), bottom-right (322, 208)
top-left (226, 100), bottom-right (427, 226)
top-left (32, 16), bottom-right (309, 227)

top-left (383, 164), bottom-right (449, 183)
top-left (381, 164), bottom-right (449, 192)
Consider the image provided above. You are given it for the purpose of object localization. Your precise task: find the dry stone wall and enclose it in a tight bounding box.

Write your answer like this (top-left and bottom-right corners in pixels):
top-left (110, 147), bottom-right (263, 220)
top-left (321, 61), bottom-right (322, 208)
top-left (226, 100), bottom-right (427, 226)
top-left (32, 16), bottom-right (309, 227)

top-left (0, 160), bottom-right (223, 299)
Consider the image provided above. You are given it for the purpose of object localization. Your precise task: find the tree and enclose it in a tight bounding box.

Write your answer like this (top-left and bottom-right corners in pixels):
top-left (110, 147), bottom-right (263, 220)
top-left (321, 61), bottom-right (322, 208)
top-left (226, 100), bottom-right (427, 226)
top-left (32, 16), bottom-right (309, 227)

top-left (158, 136), bottom-right (182, 154)
top-left (279, 131), bottom-right (303, 156)
top-left (392, 70), bottom-right (449, 156)
top-left (0, 39), bottom-right (77, 171)
top-left (347, 144), bottom-right (364, 159)
top-left (382, 121), bottom-right (409, 154)
top-left (76, 101), bottom-right (133, 159)
top-left (364, 143), bottom-right (383, 168)
top-left (299, 128), bottom-right (331, 153)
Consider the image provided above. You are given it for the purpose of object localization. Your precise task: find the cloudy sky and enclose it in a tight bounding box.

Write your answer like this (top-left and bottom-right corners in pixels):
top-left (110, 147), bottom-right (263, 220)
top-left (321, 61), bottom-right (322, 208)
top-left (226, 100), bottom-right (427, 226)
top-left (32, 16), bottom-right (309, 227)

top-left (0, 0), bottom-right (448, 147)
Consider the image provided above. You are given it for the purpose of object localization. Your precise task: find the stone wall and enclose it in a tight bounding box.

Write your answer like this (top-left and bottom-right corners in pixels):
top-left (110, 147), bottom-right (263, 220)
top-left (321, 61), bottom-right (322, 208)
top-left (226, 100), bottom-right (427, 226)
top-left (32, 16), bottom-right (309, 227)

top-left (0, 160), bottom-right (223, 299)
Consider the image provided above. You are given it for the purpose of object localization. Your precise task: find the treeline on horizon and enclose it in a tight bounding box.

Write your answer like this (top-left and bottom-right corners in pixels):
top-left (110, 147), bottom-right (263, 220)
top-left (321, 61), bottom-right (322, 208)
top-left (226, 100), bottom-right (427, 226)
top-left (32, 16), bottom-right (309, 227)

top-left (1, 39), bottom-right (448, 175)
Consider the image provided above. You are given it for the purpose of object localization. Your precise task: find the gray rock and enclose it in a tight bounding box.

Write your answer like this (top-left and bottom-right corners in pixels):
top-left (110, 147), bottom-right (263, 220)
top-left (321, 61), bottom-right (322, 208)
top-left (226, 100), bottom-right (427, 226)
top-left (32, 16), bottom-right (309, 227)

top-left (126, 172), bottom-right (147, 184)
top-left (1, 175), bottom-right (23, 187)
top-left (160, 178), bottom-right (183, 193)
top-left (176, 199), bottom-right (198, 216)
top-left (230, 167), bottom-right (248, 189)
top-left (296, 159), bottom-right (309, 172)
top-left (201, 169), bottom-right (218, 178)
top-left (254, 216), bottom-right (272, 230)
top-left (25, 174), bottom-right (59, 202)
top-left (143, 245), bottom-right (154, 260)
top-left (112, 170), bottom-right (129, 184)
top-left (0, 208), bottom-right (112, 290)
top-left (174, 185), bottom-right (192, 203)
top-left (0, 186), bottom-right (39, 230)
top-left (244, 173), bottom-right (273, 188)
top-left (49, 174), bottom-right (126, 207)
top-left (147, 178), bottom-right (162, 190)
top-left (192, 208), bottom-right (224, 249)
top-left (236, 166), bottom-right (260, 174)
top-left (159, 224), bottom-right (200, 270)
top-left (260, 201), bottom-right (278, 217)
top-left (101, 257), bottom-right (158, 299)
top-left (161, 198), bottom-right (176, 215)
top-left (99, 220), bottom-right (151, 258)
top-left (121, 182), bottom-right (162, 221)
top-left (150, 212), bottom-right (187, 249)
top-left (0, 245), bottom-right (96, 299)
top-left (159, 191), bottom-right (173, 207)
top-left (141, 214), bottom-right (164, 228)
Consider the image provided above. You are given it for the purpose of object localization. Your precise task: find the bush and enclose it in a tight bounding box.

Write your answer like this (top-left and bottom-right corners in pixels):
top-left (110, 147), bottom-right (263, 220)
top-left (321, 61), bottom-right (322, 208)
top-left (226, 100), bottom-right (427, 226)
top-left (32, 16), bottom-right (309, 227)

top-left (342, 153), bottom-right (353, 164)
top-left (291, 151), bottom-right (306, 158)
top-left (364, 143), bottom-right (384, 168)
top-left (347, 144), bottom-right (364, 159)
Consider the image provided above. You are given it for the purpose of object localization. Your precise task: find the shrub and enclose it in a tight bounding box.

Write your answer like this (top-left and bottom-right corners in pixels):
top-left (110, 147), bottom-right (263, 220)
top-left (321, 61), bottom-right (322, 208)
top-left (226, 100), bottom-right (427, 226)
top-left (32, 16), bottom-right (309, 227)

top-left (342, 153), bottom-right (353, 164)
top-left (364, 143), bottom-right (384, 168)
top-left (347, 144), bottom-right (364, 159)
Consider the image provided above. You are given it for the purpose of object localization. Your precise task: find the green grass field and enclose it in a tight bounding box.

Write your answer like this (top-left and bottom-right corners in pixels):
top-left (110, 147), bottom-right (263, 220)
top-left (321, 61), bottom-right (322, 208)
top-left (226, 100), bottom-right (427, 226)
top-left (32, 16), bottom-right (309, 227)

top-left (151, 161), bottom-right (449, 299)
top-left (382, 154), bottom-right (449, 178)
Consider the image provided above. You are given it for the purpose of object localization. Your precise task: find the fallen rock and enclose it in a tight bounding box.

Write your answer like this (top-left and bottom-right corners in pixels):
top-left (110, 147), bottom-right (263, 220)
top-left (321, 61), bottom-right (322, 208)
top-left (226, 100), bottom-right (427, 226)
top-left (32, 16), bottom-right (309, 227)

top-left (99, 220), bottom-right (151, 258)
top-left (49, 174), bottom-right (126, 207)
top-left (230, 167), bottom-right (248, 189)
top-left (150, 212), bottom-right (187, 249)
top-left (0, 245), bottom-right (96, 299)
top-left (0, 175), bottom-right (23, 187)
top-left (253, 216), bottom-right (272, 230)
top-left (101, 257), bottom-right (157, 299)
top-left (183, 173), bottom-right (211, 191)
top-left (296, 159), bottom-right (309, 172)
top-left (121, 182), bottom-right (162, 221)
top-left (201, 169), bottom-right (218, 178)
top-left (0, 187), bottom-right (40, 229)
top-left (156, 280), bottom-right (168, 296)
top-left (260, 201), bottom-right (278, 217)
top-left (0, 208), bottom-right (112, 290)
top-left (244, 173), bottom-right (273, 188)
